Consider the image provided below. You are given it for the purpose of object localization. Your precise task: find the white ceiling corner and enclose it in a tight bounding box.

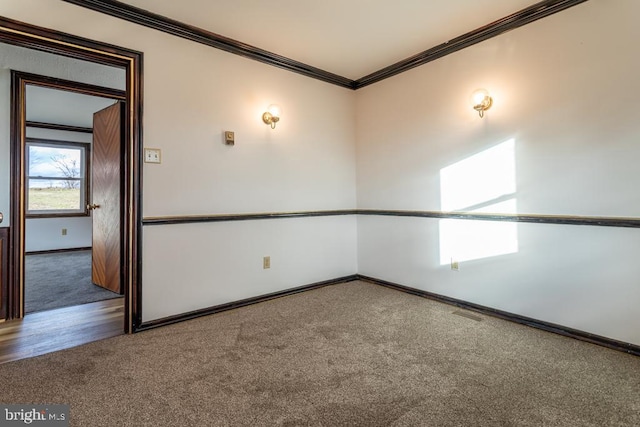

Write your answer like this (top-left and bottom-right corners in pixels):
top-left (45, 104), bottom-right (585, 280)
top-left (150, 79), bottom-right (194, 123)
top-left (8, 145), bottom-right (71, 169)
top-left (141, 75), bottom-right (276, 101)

top-left (118, 0), bottom-right (539, 80)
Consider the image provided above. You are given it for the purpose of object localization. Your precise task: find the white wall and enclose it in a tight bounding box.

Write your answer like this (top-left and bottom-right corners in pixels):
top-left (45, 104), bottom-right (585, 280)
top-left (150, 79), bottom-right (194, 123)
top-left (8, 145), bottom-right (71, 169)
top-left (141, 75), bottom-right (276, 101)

top-left (0, 45), bottom-right (122, 247)
top-left (4, 0), bottom-right (638, 346)
top-left (0, 42), bottom-right (125, 227)
top-left (0, 68), bottom-right (9, 227)
top-left (26, 216), bottom-right (92, 252)
top-left (143, 216), bottom-right (357, 321)
top-left (0, 0), bottom-right (358, 322)
top-left (355, 1), bottom-right (640, 345)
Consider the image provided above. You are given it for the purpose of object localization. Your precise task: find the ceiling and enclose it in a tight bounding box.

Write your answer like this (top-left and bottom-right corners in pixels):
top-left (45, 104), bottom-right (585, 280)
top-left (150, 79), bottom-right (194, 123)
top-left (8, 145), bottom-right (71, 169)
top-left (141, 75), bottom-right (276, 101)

top-left (26, 86), bottom-right (117, 128)
top-left (119, 0), bottom-right (538, 80)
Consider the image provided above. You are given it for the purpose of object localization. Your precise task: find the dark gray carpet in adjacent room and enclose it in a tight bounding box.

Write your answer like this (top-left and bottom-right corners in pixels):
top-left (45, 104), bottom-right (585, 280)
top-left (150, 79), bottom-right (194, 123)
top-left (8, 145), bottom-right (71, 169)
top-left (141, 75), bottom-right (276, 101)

top-left (25, 250), bottom-right (122, 313)
top-left (1, 281), bottom-right (639, 426)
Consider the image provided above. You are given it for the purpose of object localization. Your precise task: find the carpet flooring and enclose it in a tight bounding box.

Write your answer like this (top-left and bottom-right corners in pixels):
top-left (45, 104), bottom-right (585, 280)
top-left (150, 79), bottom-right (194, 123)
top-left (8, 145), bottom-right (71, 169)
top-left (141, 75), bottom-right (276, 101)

top-left (25, 250), bottom-right (122, 313)
top-left (1, 280), bottom-right (639, 426)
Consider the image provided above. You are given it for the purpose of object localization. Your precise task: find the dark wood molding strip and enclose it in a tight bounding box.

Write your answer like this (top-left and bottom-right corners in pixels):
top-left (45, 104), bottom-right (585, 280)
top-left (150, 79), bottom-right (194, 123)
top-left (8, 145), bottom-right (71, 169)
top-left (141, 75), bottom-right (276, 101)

top-left (60, 0), bottom-right (587, 90)
top-left (142, 210), bottom-right (359, 226)
top-left (135, 275), bottom-right (358, 332)
top-left (357, 209), bottom-right (640, 228)
top-left (25, 137), bottom-right (91, 146)
top-left (25, 247), bottom-right (91, 256)
top-left (0, 16), bottom-right (140, 68)
top-left (0, 228), bottom-right (9, 320)
top-left (14, 71), bottom-right (126, 100)
top-left (2, 17), bottom-right (144, 332)
top-left (354, 0), bottom-right (589, 88)
top-left (137, 271), bottom-right (640, 357)
top-left (60, 0), bottom-right (356, 89)
top-left (142, 209), bottom-right (640, 229)
top-left (26, 121), bottom-right (93, 134)
top-left (357, 274), bottom-right (640, 357)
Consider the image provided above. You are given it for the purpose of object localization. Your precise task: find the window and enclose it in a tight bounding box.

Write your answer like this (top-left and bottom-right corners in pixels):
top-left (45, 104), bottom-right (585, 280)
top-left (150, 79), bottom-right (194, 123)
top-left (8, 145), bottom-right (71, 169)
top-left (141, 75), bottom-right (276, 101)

top-left (26, 139), bottom-right (90, 216)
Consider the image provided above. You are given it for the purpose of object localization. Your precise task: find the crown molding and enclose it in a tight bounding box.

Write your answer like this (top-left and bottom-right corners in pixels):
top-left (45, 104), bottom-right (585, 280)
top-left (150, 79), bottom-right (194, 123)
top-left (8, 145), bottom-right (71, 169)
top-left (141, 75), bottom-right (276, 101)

top-left (353, 0), bottom-right (589, 88)
top-left (26, 121), bottom-right (94, 134)
top-left (61, 0), bottom-right (357, 89)
top-left (62, 0), bottom-right (588, 90)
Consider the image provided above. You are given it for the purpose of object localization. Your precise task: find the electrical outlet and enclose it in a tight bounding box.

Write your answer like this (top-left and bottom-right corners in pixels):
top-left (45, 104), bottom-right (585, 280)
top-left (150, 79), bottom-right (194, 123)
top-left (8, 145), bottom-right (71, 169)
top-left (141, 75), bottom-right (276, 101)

top-left (263, 256), bottom-right (271, 269)
top-left (61, 228), bottom-right (67, 236)
top-left (451, 259), bottom-right (459, 271)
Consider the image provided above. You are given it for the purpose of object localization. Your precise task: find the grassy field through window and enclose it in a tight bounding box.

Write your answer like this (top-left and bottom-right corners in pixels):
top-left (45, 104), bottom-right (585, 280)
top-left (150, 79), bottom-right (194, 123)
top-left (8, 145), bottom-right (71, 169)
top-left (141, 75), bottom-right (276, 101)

top-left (28, 187), bottom-right (81, 211)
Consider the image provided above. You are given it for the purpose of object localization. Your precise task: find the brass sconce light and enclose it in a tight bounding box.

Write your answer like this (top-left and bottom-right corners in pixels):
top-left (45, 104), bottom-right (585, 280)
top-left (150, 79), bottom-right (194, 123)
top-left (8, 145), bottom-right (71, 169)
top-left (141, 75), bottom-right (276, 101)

top-left (471, 89), bottom-right (492, 118)
top-left (262, 104), bottom-right (281, 129)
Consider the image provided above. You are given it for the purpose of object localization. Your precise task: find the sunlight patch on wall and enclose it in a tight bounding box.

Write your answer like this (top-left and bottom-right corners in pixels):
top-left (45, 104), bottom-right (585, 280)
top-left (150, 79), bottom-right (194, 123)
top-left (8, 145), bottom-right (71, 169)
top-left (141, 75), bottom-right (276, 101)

top-left (439, 139), bottom-right (518, 265)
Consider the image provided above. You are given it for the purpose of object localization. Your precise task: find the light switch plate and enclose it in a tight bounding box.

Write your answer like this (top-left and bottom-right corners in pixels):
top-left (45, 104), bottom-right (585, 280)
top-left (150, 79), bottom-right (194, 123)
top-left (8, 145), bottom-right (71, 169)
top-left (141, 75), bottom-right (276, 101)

top-left (144, 148), bottom-right (161, 164)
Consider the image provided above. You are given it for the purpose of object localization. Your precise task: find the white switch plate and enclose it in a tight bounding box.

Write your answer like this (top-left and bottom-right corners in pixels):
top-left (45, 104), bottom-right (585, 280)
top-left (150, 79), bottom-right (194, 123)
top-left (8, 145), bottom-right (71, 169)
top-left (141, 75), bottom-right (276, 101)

top-left (144, 148), bottom-right (161, 164)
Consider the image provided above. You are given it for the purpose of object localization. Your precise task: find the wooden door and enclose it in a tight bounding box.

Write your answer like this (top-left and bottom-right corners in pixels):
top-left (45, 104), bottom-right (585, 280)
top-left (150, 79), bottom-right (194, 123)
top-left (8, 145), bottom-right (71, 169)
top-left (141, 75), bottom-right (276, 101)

top-left (91, 102), bottom-right (124, 294)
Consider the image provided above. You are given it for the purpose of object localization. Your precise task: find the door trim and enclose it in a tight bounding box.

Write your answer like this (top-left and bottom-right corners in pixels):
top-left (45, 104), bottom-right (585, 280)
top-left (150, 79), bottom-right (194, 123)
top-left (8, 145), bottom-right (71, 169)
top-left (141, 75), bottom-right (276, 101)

top-left (1, 17), bottom-right (143, 333)
top-left (12, 72), bottom-right (124, 311)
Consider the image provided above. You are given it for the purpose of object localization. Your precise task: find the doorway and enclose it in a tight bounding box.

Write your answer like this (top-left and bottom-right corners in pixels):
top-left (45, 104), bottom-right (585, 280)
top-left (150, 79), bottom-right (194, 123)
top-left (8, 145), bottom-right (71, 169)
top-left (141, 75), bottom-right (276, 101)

top-left (0, 16), bottom-right (142, 334)
top-left (20, 78), bottom-right (125, 314)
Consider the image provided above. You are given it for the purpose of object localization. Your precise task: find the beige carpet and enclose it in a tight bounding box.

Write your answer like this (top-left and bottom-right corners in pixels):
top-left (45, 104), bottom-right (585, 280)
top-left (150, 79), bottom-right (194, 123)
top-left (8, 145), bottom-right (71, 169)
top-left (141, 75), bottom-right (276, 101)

top-left (1, 280), bottom-right (639, 426)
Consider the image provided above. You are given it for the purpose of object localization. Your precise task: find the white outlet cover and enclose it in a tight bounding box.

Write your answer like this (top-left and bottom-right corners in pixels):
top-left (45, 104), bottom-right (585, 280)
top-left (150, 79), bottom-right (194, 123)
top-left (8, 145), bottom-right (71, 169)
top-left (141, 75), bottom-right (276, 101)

top-left (144, 148), bottom-right (161, 164)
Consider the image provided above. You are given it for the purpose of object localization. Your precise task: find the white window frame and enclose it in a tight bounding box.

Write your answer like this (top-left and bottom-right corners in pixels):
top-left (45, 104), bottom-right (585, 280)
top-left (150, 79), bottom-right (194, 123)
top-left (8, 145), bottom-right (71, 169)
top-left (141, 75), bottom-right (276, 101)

top-left (25, 138), bottom-right (90, 217)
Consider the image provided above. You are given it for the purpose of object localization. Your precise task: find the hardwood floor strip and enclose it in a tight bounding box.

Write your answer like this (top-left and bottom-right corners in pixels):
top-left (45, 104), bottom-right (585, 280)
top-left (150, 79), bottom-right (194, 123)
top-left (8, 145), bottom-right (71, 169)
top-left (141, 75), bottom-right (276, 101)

top-left (0, 298), bottom-right (123, 364)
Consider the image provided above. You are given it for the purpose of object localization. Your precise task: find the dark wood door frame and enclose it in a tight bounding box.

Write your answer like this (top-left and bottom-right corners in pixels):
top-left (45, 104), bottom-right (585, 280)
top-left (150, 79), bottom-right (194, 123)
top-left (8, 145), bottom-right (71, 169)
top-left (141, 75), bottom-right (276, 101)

top-left (11, 71), bottom-right (125, 314)
top-left (1, 17), bottom-right (143, 333)
top-left (0, 228), bottom-right (8, 320)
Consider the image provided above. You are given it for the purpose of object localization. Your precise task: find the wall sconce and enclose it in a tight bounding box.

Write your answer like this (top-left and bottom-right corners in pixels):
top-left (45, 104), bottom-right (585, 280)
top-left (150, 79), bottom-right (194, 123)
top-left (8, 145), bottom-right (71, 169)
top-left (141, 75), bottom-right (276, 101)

top-left (262, 104), bottom-right (281, 129)
top-left (471, 89), bottom-right (492, 118)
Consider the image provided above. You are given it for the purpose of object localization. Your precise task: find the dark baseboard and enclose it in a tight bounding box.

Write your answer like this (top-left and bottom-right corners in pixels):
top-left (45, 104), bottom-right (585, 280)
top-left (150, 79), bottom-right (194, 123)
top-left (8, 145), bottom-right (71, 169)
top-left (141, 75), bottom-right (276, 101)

top-left (26, 247), bottom-right (92, 255)
top-left (135, 274), bottom-right (359, 332)
top-left (134, 271), bottom-right (640, 357)
top-left (357, 274), bottom-right (640, 358)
